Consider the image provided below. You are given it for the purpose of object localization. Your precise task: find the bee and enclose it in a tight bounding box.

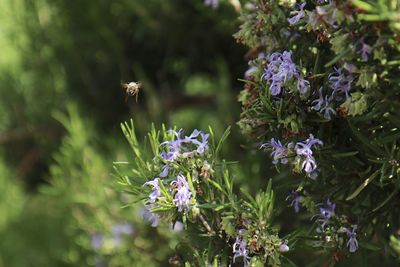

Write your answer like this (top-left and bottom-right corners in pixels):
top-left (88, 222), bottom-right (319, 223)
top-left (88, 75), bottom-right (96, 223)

top-left (122, 81), bottom-right (142, 102)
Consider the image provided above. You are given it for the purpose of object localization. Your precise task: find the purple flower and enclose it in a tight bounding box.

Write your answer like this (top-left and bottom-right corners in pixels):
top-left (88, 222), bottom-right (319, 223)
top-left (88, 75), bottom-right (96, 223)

top-left (288, 3), bottom-right (306, 25)
top-left (358, 40), bottom-right (372, 61)
top-left (204, 0), bottom-right (219, 9)
top-left (329, 67), bottom-right (353, 99)
top-left (161, 129), bottom-right (209, 161)
top-left (112, 223), bottom-right (134, 236)
top-left (301, 156), bottom-right (318, 173)
top-left (346, 225), bottom-right (359, 253)
top-left (316, 199), bottom-right (336, 228)
top-left (297, 78), bottom-right (310, 94)
top-left (312, 87), bottom-right (325, 111)
top-left (288, 190), bottom-right (302, 213)
top-left (111, 223), bottom-right (134, 246)
top-left (296, 134), bottom-right (323, 157)
top-left (279, 51), bottom-right (299, 81)
top-left (143, 178), bottom-right (161, 203)
top-left (195, 131), bottom-right (210, 153)
top-left (233, 236), bottom-right (251, 267)
top-left (91, 233), bottom-right (103, 250)
top-left (245, 66), bottom-right (258, 78)
top-left (296, 135), bottom-right (323, 174)
top-left (312, 88), bottom-right (336, 120)
top-left (279, 241), bottom-right (290, 252)
top-left (140, 206), bottom-right (159, 227)
top-left (320, 95), bottom-right (336, 120)
top-left (261, 138), bottom-right (290, 164)
top-left (263, 51), bottom-right (309, 95)
top-left (159, 164), bottom-right (170, 178)
top-left (171, 174), bottom-right (192, 213)
top-left (170, 221), bottom-right (184, 232)
top-left (160, 139), bottom-right (181, 161)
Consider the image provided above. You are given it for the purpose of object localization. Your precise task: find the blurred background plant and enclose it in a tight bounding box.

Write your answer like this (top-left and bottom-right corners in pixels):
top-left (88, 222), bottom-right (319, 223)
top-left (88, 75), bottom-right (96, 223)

top-left (0, 0), bottom-right (256, 266)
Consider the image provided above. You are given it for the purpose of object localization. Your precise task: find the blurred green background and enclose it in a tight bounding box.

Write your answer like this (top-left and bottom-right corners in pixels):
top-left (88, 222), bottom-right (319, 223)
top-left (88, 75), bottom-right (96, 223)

top-left (0, 0), bottom-right (257, 266)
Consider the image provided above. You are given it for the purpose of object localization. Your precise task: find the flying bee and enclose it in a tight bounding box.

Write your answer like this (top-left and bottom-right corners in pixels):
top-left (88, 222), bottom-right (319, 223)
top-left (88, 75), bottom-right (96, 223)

top-left (122, 81), bottom-right (142, 102)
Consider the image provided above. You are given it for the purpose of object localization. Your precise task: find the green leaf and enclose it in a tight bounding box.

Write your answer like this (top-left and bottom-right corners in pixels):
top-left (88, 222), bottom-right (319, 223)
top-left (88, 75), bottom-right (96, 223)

top-left (221, 216), bottom-right (235, 237)
top-left (346, 170), bottom-right (380, 200)
top-left (215, 126), bottom-right (231, 156)
top-left (350, 0), bottom-right (375, 11)
top-left (372, 188), bottom-right (400, 212)
top-left (331, 151), bottom-right (359, 158)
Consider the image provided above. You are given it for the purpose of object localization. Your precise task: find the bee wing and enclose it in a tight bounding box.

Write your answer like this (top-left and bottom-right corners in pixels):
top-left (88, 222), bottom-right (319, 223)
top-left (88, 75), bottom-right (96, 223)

top-left (121, 81), bottom-right (128, 89)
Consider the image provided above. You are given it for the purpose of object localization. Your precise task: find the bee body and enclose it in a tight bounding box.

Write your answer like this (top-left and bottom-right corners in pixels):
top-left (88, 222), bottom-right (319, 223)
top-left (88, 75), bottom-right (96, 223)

top-left (122, 81), bottom-right (142, 102)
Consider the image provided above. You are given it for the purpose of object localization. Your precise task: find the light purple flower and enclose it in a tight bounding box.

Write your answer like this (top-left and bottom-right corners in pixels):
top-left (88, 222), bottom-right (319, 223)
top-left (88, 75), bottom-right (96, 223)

top-left (288, 3), bottom-right (306, 25)
top-left (320, 95), bottom-right (336, 120)
top-left (159, 165), bottom-right (170, 178)
top-left (140, 206), bottom-right (159, 227)
top-left (329, 67), bottom-right (353, 99)
top-left (91, 233), bottom-right (103, 250)
top-left (143, 178), bottom-right (161, 203)
top-left (263, 51), bottom-right (309, 95)
top-left (161, 129), bottom-right (209, 161)
top-left (245, 66), bottom-right (258, 78)
top-left (296, 134), bottom-right (323, 157)
top-left (288, 189), bottom-right (302, 213)
top-left (297, 78), bottom-right (310, 94)
top-left (111, 223), bottom-right (134, 246)
top-left (279, 241), bottom-right (290, 252)
top-left (160, 138), bottom-right (181, 161)
top-left (296, 135), bottom-right (323, 174)
top-left (233, 236), bottom-right (251, 266)
top-left (346, 225), bottom-right (359, 253)
top-left (195, 131), bottom-right (210, 153)
top-left (312, 87), bottom-right (325, 111)
top-left (112, 223), bottom-right (134, 236)
top-left (170, 221), bottom-right (184, 232)
top-left (301, 156), bottom-right (318, 173)
top-left (358, 40), bottom-right (371, 61)
top-left (316, 199), bottom-right (336, 228)
top-left (312, 87), bottom-right (336, 120)
top-left (171, 174), bottom-right (192, 213)
top-left (261, 138), bottom-right (290, 165)
top-left (204, 0), bottom-right (219, 9)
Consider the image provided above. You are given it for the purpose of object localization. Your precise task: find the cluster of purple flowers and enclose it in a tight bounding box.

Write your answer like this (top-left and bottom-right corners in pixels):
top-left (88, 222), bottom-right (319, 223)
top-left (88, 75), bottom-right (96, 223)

top-left (232, 231), bottom-right (251, 267)
top-left (295, 134), bottom-right (323, 176)
top-left (262, 51), bottom-right (310, 95)
top-left (261, 134), bottom-right (323, 177)
top-left (314, 199), bottom-right (359, 253)
top-left (142, 129), bottom-right (210, 225)
top-left (161, 129), bottom-right (209, 162)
